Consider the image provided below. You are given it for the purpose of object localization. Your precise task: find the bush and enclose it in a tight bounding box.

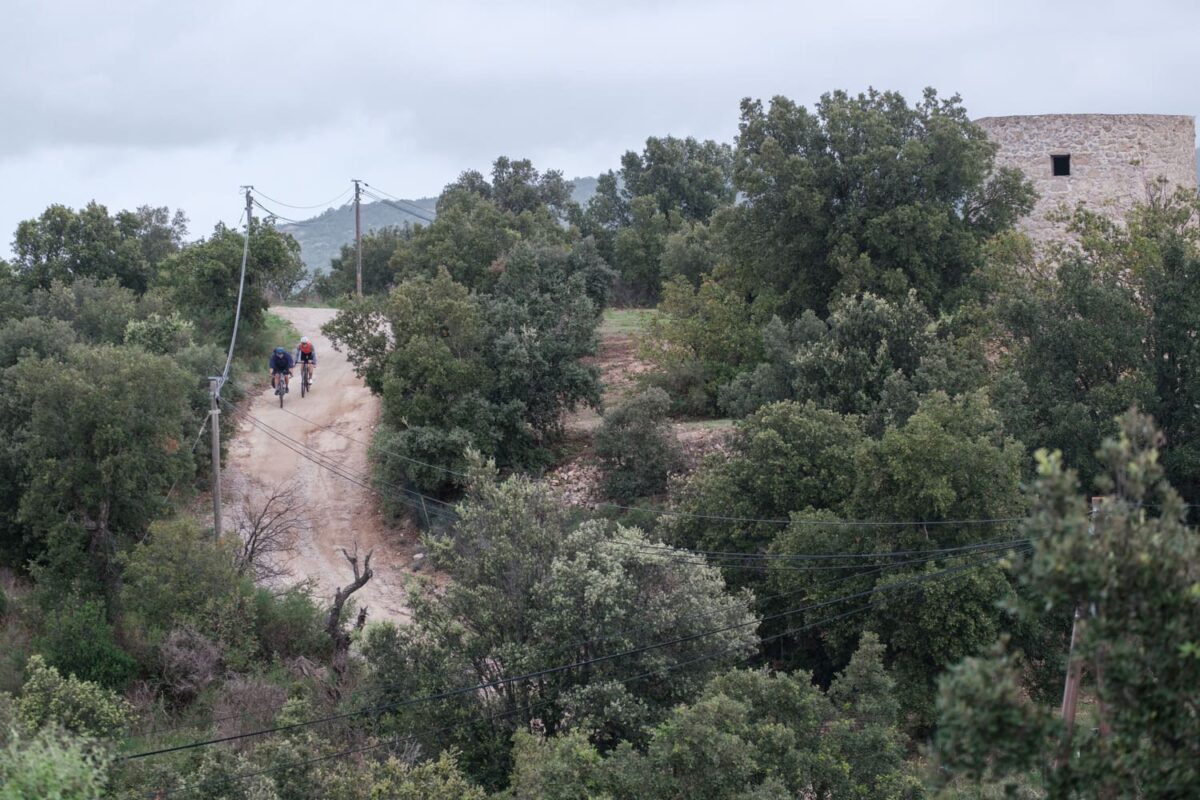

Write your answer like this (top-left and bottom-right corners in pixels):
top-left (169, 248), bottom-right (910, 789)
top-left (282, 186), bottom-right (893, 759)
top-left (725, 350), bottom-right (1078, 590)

top-left (0, 726), bottom-right (111, 800)
top-left (0, 317), bottom-right (77, 369)
top-left (16, 655), bottom-right (131, 738)
top-left (32, 602), bottom-right (136, 692)
top-left (252, 586), bottom-right (330, 661)
top-left (639, 276), bottom-right (768, 415)
top-left (123, 312), bottom-right (194, 355)
top-left (593, 389), bottom-right (682, 500)
top-left (121, 518), bottom-right (244, 644)
top-left (157, 627), bottom-right (221, 702)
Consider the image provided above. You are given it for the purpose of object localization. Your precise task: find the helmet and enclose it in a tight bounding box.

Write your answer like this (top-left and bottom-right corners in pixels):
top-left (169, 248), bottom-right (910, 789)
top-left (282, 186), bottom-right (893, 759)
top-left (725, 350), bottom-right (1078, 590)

top-left (301, 336), bottom-right (310, 344)
top-left (274, 346), bottom-right (285, 354)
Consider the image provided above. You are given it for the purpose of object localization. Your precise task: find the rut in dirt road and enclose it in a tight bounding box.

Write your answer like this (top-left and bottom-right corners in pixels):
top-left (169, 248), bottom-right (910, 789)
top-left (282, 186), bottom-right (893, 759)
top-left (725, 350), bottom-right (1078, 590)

top-left (225, 306), bottom-right (417, 624)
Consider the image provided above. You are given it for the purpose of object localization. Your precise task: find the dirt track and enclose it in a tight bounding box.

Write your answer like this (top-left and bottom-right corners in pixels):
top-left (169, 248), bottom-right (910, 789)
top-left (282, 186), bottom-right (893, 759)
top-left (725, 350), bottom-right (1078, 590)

top-left (225, 307), bottom-right (414, 624)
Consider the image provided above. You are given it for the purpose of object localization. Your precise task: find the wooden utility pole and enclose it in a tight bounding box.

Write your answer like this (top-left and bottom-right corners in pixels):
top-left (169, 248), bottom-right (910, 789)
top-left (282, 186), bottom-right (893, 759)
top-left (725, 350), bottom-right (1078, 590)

top-left (352, 179), bottom-right (363, 296)
top-left (209, 377), bottom-right (223, 540)
top-left (1058, 495), bottom-right (1103, 763)
top-left (210, 187), bottom-right (252, 540)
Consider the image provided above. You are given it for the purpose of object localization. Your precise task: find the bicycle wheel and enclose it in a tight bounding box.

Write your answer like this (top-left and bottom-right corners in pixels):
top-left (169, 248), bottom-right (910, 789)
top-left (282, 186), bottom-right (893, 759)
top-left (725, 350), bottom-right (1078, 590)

top-left (301, 364), bottom-right (308, 398)
top-left (278, 376), bottom-right (285, 408)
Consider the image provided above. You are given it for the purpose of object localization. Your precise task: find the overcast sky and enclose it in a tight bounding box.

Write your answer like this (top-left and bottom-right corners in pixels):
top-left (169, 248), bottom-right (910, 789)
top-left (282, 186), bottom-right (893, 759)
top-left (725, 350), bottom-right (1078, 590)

top-left (2, 0), bottom-right (1198, 255)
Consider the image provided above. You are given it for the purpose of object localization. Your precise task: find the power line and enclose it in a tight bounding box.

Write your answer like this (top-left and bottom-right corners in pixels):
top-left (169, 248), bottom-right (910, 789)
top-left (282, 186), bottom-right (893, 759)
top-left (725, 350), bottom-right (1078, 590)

top-left (629, 538), bottom-right (1032, 575)
top-left (220, 400), bottom-right (456, 523)
top-left (618, 533), bottom-right (1031, 562)
top-left (225, 399), bottom-right (1037, 571)
top-left (250, 198), bottom-right (312, 226)
top-left (360, 182), bottom-right (439, 222)
top-left (223, 400), bottom-right (455, 512)
top-left (141, 551), bottom-right (1009, 798)
top-left (593, 502), bottom-right (1029, 528)
top-left (122, 550), bottom-right (1010, 762)
top-left (251, 186), bottom-right (353, 211)
top-left (360, 189), bottom-right (437, 224)
top-left (218, 189), bottom-right (254, 390)
top-left (149, 593), bottom-right (892, 797)
top-left (275, 404), bottom-right (470, 478)
top-left (542, 539), bottom-right (1030, 665)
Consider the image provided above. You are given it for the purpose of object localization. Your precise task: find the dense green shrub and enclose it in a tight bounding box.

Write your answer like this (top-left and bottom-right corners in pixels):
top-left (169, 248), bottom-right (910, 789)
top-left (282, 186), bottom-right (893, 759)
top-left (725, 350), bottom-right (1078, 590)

top-left (252, 586), bottom-right (330, 661)
top-left (16, 655), bottom-right (131, 737)
top-left (594, 388), bottom-right (682, 500)
top-left (0, 725), bottom-right (111, 800)
top-left (120, 519), bottom-right (244, 645)
top-left (123, 312), bottom-right (194, 355)
top-left (32, 602), bottom-right (136, 692)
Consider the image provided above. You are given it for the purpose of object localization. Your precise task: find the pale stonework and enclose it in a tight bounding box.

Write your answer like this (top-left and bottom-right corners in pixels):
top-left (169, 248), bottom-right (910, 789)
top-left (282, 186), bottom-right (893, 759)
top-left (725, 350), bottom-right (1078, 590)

top-left (974, 114), bottom-right (1197, 246)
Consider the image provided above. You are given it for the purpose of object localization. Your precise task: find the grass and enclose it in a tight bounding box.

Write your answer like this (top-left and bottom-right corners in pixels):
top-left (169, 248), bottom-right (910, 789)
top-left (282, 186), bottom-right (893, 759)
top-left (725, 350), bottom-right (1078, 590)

top-left (600, 308), bottom-right (657, 337)
top-left (257, 311), bottom-right (301, 352)
top-left (675, 418), bottom-right (735, 431)
top-left (229, 311), bottom-right (300, 381)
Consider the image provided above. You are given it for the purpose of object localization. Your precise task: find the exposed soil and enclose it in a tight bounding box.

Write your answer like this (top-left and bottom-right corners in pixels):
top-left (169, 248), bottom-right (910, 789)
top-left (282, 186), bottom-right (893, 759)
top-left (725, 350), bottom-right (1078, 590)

top-left (224, 307), bottom-right (419, 625)
top-left (552, 323), bottom-right (733, 507)
top-left (566, 333), bottom-right (652, 433)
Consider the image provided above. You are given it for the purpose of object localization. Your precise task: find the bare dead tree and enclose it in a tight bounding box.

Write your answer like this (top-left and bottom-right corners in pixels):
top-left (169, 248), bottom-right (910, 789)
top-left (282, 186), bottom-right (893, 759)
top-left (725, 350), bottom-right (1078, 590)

top-left (232, 482), bottom-right (307, 582)
top-left (326, 545), bottom-right (373, 689)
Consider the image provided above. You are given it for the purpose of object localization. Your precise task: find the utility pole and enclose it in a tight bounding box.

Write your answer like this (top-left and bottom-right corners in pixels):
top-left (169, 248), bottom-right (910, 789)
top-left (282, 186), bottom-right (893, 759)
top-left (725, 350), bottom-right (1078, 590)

top-left (209, 377), bottom-right (223, 540)
top-left (1058, 495), bottom-right (1102, 764)
top-left (209, 187), bottom-right (252, 540)
top-left (352, 179), bottom-right (363, 297)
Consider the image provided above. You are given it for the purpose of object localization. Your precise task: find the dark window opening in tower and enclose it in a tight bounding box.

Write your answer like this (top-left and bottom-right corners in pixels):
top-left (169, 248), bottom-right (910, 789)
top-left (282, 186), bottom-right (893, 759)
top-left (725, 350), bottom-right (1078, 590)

top-left (1052, 154), bottom-right (1071, 176)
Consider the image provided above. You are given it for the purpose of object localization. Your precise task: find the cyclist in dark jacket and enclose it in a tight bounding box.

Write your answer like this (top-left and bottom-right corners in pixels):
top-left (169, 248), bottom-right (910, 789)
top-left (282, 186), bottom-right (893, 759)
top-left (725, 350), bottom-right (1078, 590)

top-left (269, 346), bottom-right (294, 393)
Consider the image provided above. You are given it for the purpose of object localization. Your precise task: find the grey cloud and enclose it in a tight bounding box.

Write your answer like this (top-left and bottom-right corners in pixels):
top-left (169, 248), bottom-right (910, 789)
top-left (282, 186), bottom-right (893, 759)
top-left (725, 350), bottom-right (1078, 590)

top-left (1, 0), bottom-right (1197, 249)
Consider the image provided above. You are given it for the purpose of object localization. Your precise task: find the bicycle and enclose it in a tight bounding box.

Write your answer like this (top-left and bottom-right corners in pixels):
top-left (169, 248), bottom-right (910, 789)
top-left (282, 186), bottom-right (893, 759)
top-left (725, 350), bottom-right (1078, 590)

top-left (300, 361), bottom-right (312, 398)
top-left (273, 371), bottom-right (290, 408)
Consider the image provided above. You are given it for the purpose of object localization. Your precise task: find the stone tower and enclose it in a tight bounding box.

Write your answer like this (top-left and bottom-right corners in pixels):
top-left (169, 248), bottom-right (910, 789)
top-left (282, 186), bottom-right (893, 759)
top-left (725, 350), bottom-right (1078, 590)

top-left (973, 113), bottom-right (1197, 245)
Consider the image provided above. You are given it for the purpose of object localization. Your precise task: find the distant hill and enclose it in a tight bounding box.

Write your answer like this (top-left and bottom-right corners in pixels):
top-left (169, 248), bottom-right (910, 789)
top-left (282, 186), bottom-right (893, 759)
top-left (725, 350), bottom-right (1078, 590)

top-left (277, 196), bottom-right (438, 273)
top-left (280, 176), bottom-right (600, 272)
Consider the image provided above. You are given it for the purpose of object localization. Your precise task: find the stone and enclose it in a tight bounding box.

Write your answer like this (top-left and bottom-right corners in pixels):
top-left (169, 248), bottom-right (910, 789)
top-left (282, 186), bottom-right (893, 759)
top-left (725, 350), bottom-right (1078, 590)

top-left (974, 114), bottom-right (1197, 250)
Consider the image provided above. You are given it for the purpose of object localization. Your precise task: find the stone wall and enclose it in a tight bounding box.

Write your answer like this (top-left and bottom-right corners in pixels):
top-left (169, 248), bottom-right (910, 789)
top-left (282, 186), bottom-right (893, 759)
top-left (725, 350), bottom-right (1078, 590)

top-left (974, 114), bottom-right (1197, 245)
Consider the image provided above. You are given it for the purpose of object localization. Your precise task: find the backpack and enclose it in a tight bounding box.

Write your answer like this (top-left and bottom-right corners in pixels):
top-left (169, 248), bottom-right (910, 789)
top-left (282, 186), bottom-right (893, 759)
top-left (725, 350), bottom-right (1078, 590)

top-left (299, 341), bottom-right (313, 355)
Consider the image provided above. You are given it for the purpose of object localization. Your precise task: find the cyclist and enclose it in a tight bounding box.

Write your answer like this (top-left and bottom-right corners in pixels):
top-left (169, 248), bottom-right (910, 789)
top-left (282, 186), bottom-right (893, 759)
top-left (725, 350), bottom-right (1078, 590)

top-left (268, 346), bottom-right (294, 393)
top-left (294, 336), bottom-right (317, 386)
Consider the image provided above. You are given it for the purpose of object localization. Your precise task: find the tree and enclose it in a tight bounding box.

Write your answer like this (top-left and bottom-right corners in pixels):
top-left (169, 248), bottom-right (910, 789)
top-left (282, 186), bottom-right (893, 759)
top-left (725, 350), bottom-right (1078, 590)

top-left (611, 196), bottom-right (680, 303)
top-left (490, 156), bottom-right (576, 220)
top-left (503, 636), bottom-right (921, 799)
top-left (232, 482), bottom-right (305, 582)
top-left (936, 411), bottom-right (1200, 796)
top-left (996, 257), bottom-right (1148, 485)
top-left (1145, 239), bottom-right (1200, 504)
top-left (594, 388), bottom-right (682, 500)
top-left (325, 545), bottom-right (372, 688)
top-left (159, 217), bottom-right (303, 347)
top-left (327, 247), bottom-right (605, 493)
top-left (641, 276), bottom-right (768, 416)
top-left (116, 205), bottom-right (189, 270)
top-left (721, 88), bottom-right (1034, 317)
top-left (362, 465), bottom-right (756, 788)
top-left (28, 277), bottom-right (140, 345)
top-left (719, 291), bottom-right (992, 431)
top-left (316, 225), bottom-right (411, 298)
top-left (390, 158), bottom-right (576, 293)
top-left (15, 346), bottom-right (196, 601)
top-left (581, 136), bottom-right (735, 303)
top-left (665, 401), bottom-right (864, 556)
top-left (12, 202), bottom-right (152, 293)
top-left (619, 135), bottom-right (735, 223)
